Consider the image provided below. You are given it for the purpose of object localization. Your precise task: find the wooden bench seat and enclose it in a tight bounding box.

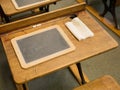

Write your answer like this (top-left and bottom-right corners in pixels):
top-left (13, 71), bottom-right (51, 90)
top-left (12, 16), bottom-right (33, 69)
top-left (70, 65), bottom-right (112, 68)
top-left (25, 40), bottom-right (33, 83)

top-left (74, 75), bottom-right (120, 90)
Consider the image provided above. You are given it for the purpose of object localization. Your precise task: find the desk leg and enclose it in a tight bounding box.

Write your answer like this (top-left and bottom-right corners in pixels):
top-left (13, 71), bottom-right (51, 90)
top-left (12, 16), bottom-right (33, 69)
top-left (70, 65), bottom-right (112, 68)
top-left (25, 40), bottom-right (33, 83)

top-left (45, 5), bottom-right (49, 12)
top-left (0, 5), bottom-right (10, 23)
top-left (39, 5), bottom-right (49, 12)
top-left (100, 0), bottom-right (108, 16)
top-left (69, 64), bottom-right (82, 85)
top-left (85, 0), bottom-right (88, 4)
top-left (101, 0), bottom-right (119, 29)
top-left (76, 63), bottom-right (86, 84)
top-left (109, 0), bottom-right (119, 29)
top-left (69, 63), bottom-right (88, 85)
top-left (16, 83), bottom-right (28, 90)
top-left (39, 2), bottom-right (57, 12)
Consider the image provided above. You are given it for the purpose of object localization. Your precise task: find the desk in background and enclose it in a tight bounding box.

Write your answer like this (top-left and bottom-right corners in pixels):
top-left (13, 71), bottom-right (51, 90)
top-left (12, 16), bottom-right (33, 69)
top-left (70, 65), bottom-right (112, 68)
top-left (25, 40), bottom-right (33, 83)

top-left (0, 0), bottom-right (60, 22)
top-left (86, 0), bottom-right (120, 29)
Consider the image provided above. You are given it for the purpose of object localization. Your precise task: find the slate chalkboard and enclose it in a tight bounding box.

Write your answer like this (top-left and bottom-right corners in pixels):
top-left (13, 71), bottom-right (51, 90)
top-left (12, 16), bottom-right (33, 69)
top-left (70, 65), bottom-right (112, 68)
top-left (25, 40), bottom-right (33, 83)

top-left (11, 0), bottom-right (49, 9)
top-left (11, 25), bottom-right (75, 68)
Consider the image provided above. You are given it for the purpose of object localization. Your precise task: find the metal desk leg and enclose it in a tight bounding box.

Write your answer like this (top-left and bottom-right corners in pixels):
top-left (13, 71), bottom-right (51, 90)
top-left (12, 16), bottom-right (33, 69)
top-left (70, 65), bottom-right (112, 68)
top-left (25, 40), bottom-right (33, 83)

top-left (101, 0), bottom-right (119, 29)
top-left (0, 5), bottom-right (10, 23)
top-left (39, 5), bottom-right (50, 12)
top-left (23, 84), bottom-right (27, 90)
top-left (45, 5), bottom-right (49, 12)
top-left (85, 0), bottom-right (88, 4)
top-left (39, 2), bottom-right (57, 12)
top-left (76, 63), bottom-right (86, 84)
top-left (100, 0), bottom-right (108, 16)
top-left (16, 83), bottom-right (28, 90)
top-left (109, 0), bottom-right (119, 29)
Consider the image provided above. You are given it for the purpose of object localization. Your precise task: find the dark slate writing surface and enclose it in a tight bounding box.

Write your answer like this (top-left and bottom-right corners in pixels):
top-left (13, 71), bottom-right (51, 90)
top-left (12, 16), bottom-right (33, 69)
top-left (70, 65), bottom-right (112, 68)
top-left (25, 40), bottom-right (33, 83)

top-left (14, 0), bottom-right (45, 7)
top-left (17, 28), bottom-right (70, 63)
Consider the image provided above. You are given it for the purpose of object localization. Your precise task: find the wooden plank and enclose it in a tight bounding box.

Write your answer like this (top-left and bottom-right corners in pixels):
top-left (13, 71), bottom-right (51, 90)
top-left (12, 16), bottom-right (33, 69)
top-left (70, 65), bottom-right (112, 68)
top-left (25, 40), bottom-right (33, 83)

top-left (74, 75), bottom-right (120, 90)
top-left (0, 2), bottom-right (86, 35)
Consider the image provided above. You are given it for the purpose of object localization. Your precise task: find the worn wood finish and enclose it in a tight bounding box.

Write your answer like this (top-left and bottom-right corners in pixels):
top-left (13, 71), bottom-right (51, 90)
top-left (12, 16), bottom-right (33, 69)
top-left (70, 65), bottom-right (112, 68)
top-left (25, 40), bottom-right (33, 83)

top-left (74, 75), bottom-right (120, 90)
top-left (1, 10), bottom-right (118, 85)
top-left (0, 2), bottom-right (86, 35)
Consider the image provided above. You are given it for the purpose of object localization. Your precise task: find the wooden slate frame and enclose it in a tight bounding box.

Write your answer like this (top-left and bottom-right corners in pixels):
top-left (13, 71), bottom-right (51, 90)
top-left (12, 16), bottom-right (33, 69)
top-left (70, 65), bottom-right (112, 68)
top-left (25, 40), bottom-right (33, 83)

top-left (11, 0), bottom-right (50, 9)
top-left (11, 25), bottom-right (75, 68)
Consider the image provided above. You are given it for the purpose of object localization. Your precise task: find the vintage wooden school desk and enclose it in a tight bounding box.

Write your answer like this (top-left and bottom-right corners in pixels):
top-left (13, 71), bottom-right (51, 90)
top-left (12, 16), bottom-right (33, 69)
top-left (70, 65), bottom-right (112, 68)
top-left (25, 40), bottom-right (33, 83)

top-left (0, 0), bottom-right (60, 22)
top-left (0, 2), bottom-right (118, 90)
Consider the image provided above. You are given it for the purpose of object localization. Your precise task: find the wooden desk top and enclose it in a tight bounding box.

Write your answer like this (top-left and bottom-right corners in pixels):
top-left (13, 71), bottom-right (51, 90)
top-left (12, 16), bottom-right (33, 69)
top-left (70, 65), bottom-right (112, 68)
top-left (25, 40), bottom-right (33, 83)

top-left (0, 0), bottom-right (59, 16)
top-left (1, 11), bottom-right (118, 84)
top-left (74, 75), bottom-right (120, 90)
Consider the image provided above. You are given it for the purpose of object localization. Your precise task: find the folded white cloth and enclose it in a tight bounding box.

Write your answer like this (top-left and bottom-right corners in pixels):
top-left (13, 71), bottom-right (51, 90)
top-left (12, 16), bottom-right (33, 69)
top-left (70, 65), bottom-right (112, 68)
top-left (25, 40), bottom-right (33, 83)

top-left (65, 17), bottom-right (94, 40)
top-left (65, 22), bottom-right (84, 40)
